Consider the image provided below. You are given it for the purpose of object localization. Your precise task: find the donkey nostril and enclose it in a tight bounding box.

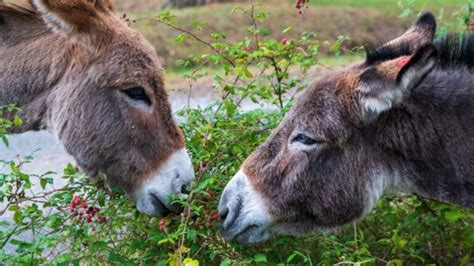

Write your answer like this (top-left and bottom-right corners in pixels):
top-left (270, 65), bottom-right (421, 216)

top-left (181, 184), bottom-right (190, 194)
top-left (219, 207), bottom-right (229, 222)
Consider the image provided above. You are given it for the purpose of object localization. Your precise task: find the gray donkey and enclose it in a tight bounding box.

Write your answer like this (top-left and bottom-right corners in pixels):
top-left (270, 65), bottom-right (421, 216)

top-left (0, 0), bottom-right (195, 217)
top-left (219, 13), bottom-right (474, 243)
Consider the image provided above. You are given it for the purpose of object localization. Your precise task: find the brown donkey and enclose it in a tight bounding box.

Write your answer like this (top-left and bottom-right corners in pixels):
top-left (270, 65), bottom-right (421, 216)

top-left (0, 1), bottom-right (195, 217)
top-left (219, 13), bottom-right (474, 243)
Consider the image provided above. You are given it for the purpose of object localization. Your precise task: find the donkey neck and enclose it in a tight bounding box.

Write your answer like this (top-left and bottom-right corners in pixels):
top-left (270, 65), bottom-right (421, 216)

top-left (369, 68), bottom-right (474, 208)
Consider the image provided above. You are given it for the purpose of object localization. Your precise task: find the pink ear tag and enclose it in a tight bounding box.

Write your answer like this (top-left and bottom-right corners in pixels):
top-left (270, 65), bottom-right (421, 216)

top-left (396, 56), bottom-right (411, 67)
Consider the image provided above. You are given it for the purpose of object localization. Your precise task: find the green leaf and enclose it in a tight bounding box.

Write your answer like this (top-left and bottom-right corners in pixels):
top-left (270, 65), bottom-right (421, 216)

top-left (40, 178), bottom-right (48, 189)
top-left (219, 260), bottom-right (231, 266)
top-left (224, 101), bottom-right (236, 117)
top-left (287, 253), bottom-right (297, 263)
top-left (13, 116), bottom-right (22, 126)
top-left (236, 66), bottom-right (253, 78)
top-left (444, 210), bottom-right (463, 222)
top-left (254, 254), bottom-right (267, 263)
top-left (256, 11), bottom-right (269, 22)
top-left (63, 164), bottom-right (77, 176)
top-left (282, 26), bottom-right (292, 33)
top-left (91, 241), bottom-right (108, 252)
top-left (8, 205), bottom-right (19, 212)
top-left (175, 33), bottom-right (188, 44)
top-left (391, 232), bottom-right (407, 248)
top-left (108, 252), bottom-right (133, 265)
top-left (1, 135), bottom-right (9, 146)
top-left (13, 211), bottom-right (23, 224)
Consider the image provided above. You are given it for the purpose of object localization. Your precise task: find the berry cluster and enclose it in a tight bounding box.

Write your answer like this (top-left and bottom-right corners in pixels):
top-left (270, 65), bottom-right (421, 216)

top-left (205, 211), bottom-right (220, 228)
top-left (69, 195), bottom-right (106, 224)
top-left (295, 0), bottom-right (309, 15)
top-left (159, 219), bottom-right (168, 232)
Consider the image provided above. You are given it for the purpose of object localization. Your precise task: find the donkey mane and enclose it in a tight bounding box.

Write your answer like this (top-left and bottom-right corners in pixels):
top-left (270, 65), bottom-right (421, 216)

top-left (435, 34), bottom-right (474, 68)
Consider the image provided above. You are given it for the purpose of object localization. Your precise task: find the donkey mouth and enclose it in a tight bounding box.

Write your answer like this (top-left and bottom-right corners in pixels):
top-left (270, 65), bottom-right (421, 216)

top-left (149, 193), bottom-right (183, 216)
top-left (221, 223), bottom-right (270, 244)
top-left (233, 224), bottom-right (259, 242)
top-left (149, 193), bottom-right (169, 216)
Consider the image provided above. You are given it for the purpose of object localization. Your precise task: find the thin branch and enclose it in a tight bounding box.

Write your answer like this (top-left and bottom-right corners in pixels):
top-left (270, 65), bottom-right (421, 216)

top-left (134, 18), bottom-right (236, 67)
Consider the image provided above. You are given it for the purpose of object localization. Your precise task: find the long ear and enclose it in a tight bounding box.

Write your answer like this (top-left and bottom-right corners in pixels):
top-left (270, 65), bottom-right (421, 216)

top-left (366, 12), bottom-right (436, 65)
top-left (358, 44), bottom-right (438, 121)
top-left (31, 0), bottom-right (115, 50)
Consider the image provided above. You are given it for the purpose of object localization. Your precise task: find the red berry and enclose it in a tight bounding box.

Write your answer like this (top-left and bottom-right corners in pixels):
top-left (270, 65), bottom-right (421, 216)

top-left (86, 216), bottom-right (92, 223)
top-left (295, 0), bottom-right (309, 14)
top-left (281, 38), bottom-right (288, 45)
top-left (72, 198), bottom-right (81, 206)
top-left (159, 219), bottom-right (167, 226)
top-left (98, 217), bottom-right (106, 224)
top-left (211, 212), bottom-right (220, 221)
top-left (207, 189), bottom-right (215, 198)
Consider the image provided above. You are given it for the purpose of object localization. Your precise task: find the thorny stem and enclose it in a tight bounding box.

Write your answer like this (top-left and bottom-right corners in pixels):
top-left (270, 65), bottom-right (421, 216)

top-left (249, 0), bottom-right (260, 48)
top-left (267, 56), bottom-right (285, 109)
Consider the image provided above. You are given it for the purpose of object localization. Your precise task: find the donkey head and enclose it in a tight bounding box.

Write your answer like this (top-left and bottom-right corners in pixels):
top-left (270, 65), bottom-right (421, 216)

top-left (28, 0), bottom-right (195, 216)
top-left (219, 13), bottom-right (438, 243)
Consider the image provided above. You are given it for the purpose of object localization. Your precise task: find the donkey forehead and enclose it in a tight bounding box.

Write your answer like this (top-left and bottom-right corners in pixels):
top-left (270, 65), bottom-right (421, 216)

top-left (294, 70), bottom-right (359, 113)
top-left (85, 37), bottom-right (164, 84)
top-left (284, 69), bottom-right (366, 134)
top-left (104, 33), bottom-right (161, 70)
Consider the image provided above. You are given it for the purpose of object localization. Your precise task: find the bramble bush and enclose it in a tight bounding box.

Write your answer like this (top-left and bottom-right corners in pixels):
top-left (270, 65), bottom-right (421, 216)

top-left (1, 1), bottom-right (473, 265)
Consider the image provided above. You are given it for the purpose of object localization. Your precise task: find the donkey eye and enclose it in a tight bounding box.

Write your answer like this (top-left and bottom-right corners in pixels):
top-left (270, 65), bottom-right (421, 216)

top-left (291, 134), bottom-right (322, 145)
top-left (121, 86), bottom-right (151, 106)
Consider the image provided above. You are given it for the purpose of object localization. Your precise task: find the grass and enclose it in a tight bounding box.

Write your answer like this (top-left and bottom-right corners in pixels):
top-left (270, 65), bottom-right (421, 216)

top-left (305, 0), bottom-right (468, 9)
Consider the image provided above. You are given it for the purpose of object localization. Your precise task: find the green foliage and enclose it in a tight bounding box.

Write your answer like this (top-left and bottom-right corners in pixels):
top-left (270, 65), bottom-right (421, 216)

top-left (1, 2), bottom-right (473, 265)
top-left (0, 105), bottom-right (22, 147)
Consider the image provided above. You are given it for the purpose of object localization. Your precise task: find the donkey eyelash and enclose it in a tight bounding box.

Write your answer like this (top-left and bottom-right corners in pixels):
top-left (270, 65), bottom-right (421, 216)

top-left (291, 134), bottom-right (325, 145)
top-left (121, 86), bottom-right (152, 106)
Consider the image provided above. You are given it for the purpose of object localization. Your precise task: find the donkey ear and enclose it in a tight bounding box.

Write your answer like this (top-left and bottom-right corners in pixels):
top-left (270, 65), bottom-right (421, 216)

top-left (31, 0), bottom-right (115, 50)
top-left (358, 44), bottom-right (438, 121)
top-left (385, 12), bottom-right (436, 50)
top-left (366, 12), bottom-right (436, 64)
